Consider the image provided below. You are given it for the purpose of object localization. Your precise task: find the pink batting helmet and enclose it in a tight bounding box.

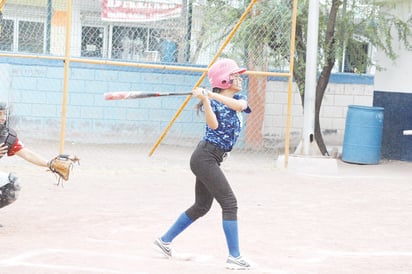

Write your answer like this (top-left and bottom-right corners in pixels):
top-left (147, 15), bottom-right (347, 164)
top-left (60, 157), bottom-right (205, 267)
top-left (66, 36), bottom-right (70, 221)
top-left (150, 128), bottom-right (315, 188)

top-left (207, 59), bottom-right (246, 89)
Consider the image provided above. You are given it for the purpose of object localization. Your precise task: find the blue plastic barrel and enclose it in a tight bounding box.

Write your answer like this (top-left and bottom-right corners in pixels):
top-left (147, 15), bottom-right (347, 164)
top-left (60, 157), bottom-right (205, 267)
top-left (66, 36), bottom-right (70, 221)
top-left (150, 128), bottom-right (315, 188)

top-left (342, 105), bottom-right (384, 164)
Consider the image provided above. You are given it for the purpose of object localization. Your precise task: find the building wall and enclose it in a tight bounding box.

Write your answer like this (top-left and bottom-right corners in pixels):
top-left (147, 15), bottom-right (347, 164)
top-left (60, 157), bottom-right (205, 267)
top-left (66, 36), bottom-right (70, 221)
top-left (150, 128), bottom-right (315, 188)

top-left (0, 58), bottom-right (375, 153)
top-left (265, 74), bottom-right (374, 152)
top-left (373, 0), bottom-right (412, 161)
top-left (374, 0), bottom-right (412, 93)
top-left (0, 58), bottom-right (204, 145)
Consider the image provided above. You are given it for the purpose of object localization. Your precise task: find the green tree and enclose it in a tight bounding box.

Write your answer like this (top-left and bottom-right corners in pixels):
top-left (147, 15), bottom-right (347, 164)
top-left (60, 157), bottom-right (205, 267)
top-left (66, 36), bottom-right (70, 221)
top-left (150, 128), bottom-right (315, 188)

top-left (245, 0), bottom-right (412, 155)
top-left (195, 0), bottom-right (412, 154)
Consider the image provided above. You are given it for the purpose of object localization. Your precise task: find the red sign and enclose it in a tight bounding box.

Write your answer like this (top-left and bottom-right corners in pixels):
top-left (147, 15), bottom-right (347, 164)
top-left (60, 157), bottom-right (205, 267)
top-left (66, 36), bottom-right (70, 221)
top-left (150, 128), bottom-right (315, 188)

top-left (102, 0), bottom-right (182, 22)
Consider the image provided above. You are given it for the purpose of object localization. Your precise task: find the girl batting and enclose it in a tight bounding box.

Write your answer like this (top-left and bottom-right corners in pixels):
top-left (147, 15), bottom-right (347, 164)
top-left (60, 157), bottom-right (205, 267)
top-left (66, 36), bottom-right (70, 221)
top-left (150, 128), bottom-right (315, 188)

top-left (154, 58), bottom-right (252, 270)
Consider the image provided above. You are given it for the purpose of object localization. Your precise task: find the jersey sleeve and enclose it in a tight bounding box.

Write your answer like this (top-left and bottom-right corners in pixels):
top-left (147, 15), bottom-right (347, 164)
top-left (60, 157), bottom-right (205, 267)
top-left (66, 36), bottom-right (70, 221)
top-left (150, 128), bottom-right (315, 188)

top-left (7, 137), bottom-right (24, 156)
top-left (234, 94), bottom-right (252, 113)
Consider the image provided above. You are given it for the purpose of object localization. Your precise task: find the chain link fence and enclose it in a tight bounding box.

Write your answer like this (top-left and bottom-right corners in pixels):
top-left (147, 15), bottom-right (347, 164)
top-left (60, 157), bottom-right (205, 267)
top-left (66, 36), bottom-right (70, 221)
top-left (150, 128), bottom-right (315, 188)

top-left (0, 0), bottom-right (297, 167)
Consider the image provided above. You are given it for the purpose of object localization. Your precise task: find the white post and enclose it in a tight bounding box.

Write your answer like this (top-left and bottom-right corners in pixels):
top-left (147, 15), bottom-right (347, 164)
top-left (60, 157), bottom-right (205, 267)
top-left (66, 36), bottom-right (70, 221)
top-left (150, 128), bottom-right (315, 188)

top-left (302, 0), bottom-right (319, 155)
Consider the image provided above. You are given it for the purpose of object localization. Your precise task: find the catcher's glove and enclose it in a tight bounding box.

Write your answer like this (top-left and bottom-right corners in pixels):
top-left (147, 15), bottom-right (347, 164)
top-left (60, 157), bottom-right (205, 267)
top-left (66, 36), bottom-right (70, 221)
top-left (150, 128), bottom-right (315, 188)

top-left (48, 154), bottom-right (80, 185)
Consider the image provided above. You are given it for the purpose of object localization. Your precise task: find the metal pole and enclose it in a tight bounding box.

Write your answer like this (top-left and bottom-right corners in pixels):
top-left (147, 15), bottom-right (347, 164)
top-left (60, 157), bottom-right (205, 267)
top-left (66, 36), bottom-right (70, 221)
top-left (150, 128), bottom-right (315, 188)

top-left (340, 0), bottom-right (347, 72)
top-left (46, 0), bottom-right (52, 54)
top-left (302, 0), bottom-right (319, 155)
top-left (59, 0), bottom-right (72, 153)
top-left (0, 52), bottom-right (291, 77)
top-left (185, 0), bottom-right (192, 62)
top-left (284, 0), bottom-right (299, 168)
top-left (149, 0), bottom-right (258, 157)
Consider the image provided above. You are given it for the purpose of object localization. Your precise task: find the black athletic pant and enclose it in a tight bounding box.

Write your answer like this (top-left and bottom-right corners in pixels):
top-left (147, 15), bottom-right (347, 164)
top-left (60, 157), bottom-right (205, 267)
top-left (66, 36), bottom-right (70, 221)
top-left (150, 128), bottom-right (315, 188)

top-left (186, 141), bottom-right (238, 221)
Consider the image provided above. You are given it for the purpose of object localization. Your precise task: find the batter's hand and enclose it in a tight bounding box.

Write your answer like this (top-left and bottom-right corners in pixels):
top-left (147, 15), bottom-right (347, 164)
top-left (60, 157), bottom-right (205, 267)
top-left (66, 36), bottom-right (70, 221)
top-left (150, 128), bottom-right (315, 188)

top-left (192, 87), bottom-right (209, 100)
top-left (0, 143), bottom-right (8, 157)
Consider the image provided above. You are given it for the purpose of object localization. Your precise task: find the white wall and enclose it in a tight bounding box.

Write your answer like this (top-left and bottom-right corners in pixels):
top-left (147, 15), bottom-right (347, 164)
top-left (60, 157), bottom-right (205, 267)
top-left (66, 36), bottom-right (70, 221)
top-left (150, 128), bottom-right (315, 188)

top-left (374, 0), bottom-right (412, 93)
top-left (264, 79), bottom-right (374, 151)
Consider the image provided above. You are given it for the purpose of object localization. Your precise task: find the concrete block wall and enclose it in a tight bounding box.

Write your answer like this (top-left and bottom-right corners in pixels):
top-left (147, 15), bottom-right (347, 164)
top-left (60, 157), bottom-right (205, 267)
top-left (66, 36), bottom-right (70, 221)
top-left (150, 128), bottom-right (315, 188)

top-left (0, 58), bottom-right (374, 150)
top-left (264, 74), bottom-right (374, 151)
top-left (0, 59), bottom-right (206, 144)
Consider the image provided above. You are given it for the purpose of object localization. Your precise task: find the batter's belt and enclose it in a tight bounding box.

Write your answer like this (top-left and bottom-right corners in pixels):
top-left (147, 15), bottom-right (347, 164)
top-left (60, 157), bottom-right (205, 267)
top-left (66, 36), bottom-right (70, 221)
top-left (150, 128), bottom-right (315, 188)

top-left (199, 140), bottom-right (229, 160)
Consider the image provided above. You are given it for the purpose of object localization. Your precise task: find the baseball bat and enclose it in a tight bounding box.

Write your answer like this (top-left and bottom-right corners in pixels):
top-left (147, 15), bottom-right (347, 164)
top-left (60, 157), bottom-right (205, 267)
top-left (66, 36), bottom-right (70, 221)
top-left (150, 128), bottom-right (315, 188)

top-left (104, 91), bottom-right (192, 100)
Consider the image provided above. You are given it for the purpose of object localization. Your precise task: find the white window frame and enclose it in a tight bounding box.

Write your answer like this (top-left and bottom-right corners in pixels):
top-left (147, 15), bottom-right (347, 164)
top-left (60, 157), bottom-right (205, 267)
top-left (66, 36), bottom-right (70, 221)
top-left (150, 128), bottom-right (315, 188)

top-left (2, 15), bottom-right (46, 54)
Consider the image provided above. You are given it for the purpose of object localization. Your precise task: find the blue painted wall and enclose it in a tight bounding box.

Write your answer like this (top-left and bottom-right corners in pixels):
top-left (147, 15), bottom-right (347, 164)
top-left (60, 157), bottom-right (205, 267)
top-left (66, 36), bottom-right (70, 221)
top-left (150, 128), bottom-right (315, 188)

top-left (373, 91), bottom-right (412, 161)
top-left (5, 57), bottom-right (406, 161)
top-left (0, 58), bottom-right (208, 143)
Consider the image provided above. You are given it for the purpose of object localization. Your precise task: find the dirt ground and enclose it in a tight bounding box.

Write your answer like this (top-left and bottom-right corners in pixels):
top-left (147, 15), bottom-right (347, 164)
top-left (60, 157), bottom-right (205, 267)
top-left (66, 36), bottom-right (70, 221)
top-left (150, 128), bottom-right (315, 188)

top-left (1, 142), bottom-right (412, 274)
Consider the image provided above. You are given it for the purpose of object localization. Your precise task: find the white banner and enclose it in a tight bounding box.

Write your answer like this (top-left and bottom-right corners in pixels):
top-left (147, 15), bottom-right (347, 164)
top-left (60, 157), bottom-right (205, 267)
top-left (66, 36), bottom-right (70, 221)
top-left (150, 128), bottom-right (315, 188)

top-left (101, 0), bottom-right (182, 22)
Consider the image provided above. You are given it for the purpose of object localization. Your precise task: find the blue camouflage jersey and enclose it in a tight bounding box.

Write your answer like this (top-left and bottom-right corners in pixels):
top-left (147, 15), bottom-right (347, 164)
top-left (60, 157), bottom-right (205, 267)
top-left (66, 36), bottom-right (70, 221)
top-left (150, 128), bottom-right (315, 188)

top-left (203, 93), bottom-right (251, 152)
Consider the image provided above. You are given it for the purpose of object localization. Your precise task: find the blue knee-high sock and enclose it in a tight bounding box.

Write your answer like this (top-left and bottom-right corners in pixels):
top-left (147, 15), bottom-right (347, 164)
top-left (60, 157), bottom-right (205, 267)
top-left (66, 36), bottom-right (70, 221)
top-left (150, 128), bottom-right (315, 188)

top-left (161, 212), bottom-right (193, 243)
top-left (223, 220), bottom-right (240, 258)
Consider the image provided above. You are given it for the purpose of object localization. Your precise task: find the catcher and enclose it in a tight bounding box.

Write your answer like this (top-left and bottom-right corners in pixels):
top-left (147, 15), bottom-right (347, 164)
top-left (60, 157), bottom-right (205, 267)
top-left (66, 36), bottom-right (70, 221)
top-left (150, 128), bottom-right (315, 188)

top-left (0, 102), bottom-right (79, 209)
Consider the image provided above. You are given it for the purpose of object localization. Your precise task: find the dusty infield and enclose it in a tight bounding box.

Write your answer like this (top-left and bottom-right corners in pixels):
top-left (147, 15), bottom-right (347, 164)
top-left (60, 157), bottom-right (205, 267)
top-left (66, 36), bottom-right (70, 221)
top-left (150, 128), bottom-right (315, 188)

top-left (1, 142), bottom-right (411, 274)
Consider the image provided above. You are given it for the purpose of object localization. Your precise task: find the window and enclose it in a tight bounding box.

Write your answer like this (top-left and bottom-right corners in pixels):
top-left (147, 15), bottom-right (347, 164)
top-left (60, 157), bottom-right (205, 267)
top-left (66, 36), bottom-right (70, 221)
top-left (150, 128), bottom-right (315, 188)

top-left (79, 24), bottom-right (164, 61)
top-left (0, 19), bottom-right (45, 54)
top-left (81, 26), bottom-right (104, 57)
top-left (0, 19), bottom-right (14, 51)
top-left (18, 21), bottom-right (44, 53)
top-left (111, 26), bottom-right (160, 61)
top-left (343, 39), bottom-right (369, 74)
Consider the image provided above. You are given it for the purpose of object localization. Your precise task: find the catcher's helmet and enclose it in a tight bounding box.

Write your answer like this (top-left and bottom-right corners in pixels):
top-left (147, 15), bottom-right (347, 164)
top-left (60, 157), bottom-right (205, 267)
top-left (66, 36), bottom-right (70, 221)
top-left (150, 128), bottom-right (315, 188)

top-left (0, 102), bottom-right (9, 127)
top-left (208, 59), bottom-right (246, 89)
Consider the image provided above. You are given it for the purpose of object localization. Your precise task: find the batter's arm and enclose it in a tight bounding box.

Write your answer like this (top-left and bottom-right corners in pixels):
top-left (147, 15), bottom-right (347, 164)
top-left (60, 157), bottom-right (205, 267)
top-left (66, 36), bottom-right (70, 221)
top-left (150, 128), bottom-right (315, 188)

top-left (193, 88), bottom-right (218, 129)
top-left (202, 98), bottom-right (218, 129)
top-left (209, 92), bottom-right (247, 112)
